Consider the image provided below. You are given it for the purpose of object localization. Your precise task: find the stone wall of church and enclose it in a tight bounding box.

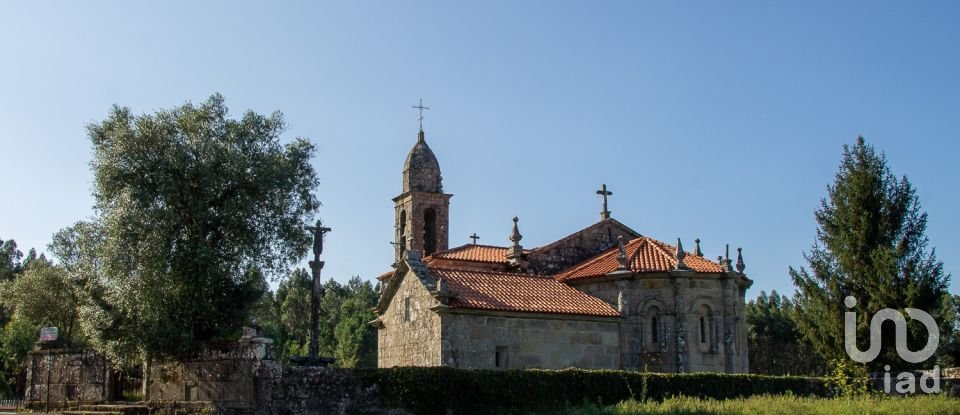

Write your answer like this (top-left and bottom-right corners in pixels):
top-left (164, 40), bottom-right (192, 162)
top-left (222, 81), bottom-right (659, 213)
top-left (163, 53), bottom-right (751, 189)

top-left (438, 312), bottom-right (621, 370)
top-left (377, 268), bottom-right (442, 367)
top-left (572, 273), bottom-right (749, 374)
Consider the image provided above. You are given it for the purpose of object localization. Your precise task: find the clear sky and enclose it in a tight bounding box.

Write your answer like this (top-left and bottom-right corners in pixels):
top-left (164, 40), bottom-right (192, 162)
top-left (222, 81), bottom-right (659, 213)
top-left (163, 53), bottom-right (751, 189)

top-left (1, 1), bottom-right (957, 297)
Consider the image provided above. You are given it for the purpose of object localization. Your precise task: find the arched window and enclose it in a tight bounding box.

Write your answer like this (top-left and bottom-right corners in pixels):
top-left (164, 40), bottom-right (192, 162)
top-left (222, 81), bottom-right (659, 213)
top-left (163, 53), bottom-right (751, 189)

top-left (423, 208), bottom-right (437, 255)
top-left (697, 303), bottom-right (714, 352)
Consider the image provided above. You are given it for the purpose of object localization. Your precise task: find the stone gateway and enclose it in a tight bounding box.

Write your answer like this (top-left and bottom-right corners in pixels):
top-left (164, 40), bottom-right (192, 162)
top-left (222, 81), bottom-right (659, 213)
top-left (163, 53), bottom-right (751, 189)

top-left (373, 124), bottom-right (753, 373)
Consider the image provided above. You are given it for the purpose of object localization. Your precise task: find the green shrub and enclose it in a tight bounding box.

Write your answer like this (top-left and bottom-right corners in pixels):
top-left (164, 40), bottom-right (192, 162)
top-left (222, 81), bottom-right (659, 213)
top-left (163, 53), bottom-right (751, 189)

top-left (356, 367), bottom-right (828, 415)
top-left (565, 394), bottom-right (960, 415)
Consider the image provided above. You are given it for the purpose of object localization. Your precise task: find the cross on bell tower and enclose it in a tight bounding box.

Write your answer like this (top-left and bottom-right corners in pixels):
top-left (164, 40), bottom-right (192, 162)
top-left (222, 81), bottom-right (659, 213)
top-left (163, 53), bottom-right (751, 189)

top-left (412, 99), bottom-right (430, 131)
top-left (596, 184), bottom-right (613, 221)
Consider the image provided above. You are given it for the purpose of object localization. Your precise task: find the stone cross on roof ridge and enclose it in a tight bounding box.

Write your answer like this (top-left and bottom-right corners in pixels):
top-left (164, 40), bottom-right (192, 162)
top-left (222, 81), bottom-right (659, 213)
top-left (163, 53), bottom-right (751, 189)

top-left (596, 184), bottom-right (613, 221)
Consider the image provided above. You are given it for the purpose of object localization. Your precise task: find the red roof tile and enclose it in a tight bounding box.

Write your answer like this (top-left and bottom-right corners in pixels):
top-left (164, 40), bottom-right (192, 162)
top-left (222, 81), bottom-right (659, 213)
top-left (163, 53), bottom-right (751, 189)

top-left (555, 237), bottom-right (724, 282)
top-left (431, 267), bottom-right (620, 318)
top-left (376, 270), bottom-right (395, 281)
top-left (427, 244), bottom-right (529, 264)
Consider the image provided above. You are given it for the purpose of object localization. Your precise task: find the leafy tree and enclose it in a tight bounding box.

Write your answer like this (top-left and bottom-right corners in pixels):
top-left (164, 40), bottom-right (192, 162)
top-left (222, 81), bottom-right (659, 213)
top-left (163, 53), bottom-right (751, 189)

top-left (333, 276), bottom-right (377, 368)
top-left (70, 94), bottom-right (319, 373)
top-left (268, 271), bottom-right (378, 367)
top-left (0, 259), bottom-right (82, 345)
top-left (746, 290), bottom-right (825, 375)
top-left (0, 317), bottom-right (35, 398)
top-left (0, 238), bottom-right (24, 283)
top-left (276, 268), bottom-right (312, 359)
top-left (938, 294), bottom-right (960, 367)
top-left (791, 137), bottom-right (950, 371)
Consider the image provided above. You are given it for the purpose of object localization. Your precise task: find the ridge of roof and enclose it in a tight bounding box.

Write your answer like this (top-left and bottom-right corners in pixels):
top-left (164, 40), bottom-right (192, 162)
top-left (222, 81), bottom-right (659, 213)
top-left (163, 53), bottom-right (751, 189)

top-left (530, 218), bottom-right (641, 254)
top-left (427, 243), bottom-right (530, 264)
top-left (429, 265), bottom-right (553, 279)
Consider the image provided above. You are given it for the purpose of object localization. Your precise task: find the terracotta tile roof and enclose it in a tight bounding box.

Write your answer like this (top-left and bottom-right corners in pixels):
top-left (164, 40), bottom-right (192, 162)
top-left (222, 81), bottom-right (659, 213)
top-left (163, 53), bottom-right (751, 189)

top-left (555, 236), bottom-right (724, 282)
top-left (376, 270), bottom-right (395, 281)
top-left (427, 244), bottom-right (529, 264)
top-left (431, 267), bottom-right (620, 318)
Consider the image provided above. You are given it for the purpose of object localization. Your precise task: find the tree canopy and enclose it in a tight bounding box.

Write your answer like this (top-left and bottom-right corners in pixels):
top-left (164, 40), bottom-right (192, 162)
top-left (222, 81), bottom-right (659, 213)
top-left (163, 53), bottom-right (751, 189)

top-left (71, 94), bottom-right (319, 364)
top-left (746, 290), bottom-right (824, 375)
top-left (791, 137), bottom-right (950, 371)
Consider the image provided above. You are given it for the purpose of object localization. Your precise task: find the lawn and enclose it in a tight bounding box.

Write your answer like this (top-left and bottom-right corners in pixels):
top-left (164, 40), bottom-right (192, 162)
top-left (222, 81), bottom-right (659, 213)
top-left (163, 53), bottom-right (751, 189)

top-left (563, 394), bottom-right (960, 415)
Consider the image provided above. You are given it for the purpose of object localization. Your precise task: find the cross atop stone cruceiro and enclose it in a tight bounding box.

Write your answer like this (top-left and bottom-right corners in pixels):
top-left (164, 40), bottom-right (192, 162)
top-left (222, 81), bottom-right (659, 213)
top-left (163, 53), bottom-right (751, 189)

top-left (596, 184), bottom-right (613, 220)
top-left (304, 220), bottom-right (332, 261)
top-left (469, 233), bottom-right (480, 244)
top-left (411, 98), bottom-right (430, 131)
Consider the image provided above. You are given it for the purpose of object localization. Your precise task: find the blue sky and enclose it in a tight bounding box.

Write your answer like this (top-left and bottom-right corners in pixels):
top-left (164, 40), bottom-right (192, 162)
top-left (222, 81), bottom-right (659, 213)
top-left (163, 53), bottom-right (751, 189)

top-left (1, 1), bottom-right (957, 297)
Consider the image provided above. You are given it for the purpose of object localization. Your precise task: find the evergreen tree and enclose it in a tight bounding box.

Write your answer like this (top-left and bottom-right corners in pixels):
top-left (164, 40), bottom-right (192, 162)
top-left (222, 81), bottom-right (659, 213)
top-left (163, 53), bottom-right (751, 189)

top-left (791, 137), bottom-right (950, 371)
top-left (746, 290), bottom-right (825, 375)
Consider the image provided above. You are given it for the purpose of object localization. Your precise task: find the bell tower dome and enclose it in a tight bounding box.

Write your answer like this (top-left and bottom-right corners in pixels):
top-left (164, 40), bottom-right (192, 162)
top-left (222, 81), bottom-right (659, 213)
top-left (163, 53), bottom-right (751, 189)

top-left (394, 127), bottom-right (452, 263)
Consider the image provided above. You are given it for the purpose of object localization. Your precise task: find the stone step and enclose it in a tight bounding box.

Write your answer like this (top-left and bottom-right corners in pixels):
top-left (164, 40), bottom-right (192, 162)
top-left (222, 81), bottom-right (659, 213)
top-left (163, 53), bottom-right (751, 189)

top-left (63, 411), bottom-right (124, 415)
top-left (76, 404), bottom-right (148, 413)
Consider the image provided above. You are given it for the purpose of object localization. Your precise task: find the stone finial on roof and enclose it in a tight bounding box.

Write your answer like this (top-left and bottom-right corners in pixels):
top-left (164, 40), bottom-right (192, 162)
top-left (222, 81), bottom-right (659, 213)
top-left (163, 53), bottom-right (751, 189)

top-left (675, 238), bottom-right (688, 270)
top-left (509, 217), bottom-right (522, 244)
top-left (434, 277), bottom-right (453, 305)
top-left (616, 235), bottom-right (629, 271)
top-left (694, 238), bottom-right (703, 257)
top-left (736, 247), bottom-right (745, 274)
top-left (506, 217), bottom-right (524, 263)
top-left (721, 244), bottom-right (733, 272)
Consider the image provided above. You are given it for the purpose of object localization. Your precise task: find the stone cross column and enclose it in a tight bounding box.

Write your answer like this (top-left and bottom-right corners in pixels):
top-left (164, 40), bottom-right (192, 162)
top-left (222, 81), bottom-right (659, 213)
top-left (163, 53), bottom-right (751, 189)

top-left (305, 220), bottom-right (331, 361)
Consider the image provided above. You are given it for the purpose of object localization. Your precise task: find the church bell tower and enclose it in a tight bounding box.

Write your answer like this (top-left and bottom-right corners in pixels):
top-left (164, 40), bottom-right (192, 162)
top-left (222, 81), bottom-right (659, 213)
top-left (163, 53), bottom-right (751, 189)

top-left (394, 123), bottom-right (452, 263)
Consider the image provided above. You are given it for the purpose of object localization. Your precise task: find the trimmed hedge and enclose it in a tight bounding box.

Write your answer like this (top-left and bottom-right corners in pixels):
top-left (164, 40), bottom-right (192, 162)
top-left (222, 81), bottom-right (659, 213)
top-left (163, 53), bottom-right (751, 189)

top-left (356, 367), bottom-right (828, 415)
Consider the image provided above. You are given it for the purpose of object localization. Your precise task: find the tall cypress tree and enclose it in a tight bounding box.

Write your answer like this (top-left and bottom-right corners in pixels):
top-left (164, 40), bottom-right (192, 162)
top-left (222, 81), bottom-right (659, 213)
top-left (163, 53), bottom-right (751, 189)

top-left (791, 137), bottom-right (949, 371)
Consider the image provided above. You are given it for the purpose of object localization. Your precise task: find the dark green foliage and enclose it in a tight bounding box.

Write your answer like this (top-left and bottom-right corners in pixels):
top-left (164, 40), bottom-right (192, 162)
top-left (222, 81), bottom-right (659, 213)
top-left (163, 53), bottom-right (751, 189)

top-left (75, 94), bottom-right (319, 364)
top-left (356, 367), bottom-right (827, 415)
top-left (746, 290), bottom-right (825, 375)
top-left (0, 237), bottom-right (33, 398)
top-left (261, 270), bottom-right (378, 367)
top-left (791, 137), bottom-right (950, 371)
top-left (938, 294), bottom-right (960, 367)
top-left (0, 238), bottom-right (24, 284)
top-left (0, 317), bottom-right (34, 398)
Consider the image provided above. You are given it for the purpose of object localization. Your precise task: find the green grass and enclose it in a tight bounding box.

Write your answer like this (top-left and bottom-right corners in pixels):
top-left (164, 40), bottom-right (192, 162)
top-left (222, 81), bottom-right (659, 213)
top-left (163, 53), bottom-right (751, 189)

top-left (562, 394), bottom-right (960, 415)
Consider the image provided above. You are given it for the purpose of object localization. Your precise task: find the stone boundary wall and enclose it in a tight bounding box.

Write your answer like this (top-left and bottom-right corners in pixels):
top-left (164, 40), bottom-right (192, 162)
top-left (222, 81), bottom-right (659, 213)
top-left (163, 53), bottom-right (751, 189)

top-left (24, 341), bottom-right (960, 414)
top-left (148, 336), bottom-right (280, 415)
top-left (23, 349), bottom-right (110, 409)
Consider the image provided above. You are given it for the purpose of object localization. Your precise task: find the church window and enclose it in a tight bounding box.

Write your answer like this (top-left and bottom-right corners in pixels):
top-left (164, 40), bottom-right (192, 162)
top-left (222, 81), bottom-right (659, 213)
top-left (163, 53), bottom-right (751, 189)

top-left (404, 297), bottom-right (412, 322)
top-left (424, 208), bottom-right (437, 255)
top-left (699, 316), bottom-right (706, 344)
top-left (651, 316), bottom-right (659, 343)
top-left (399, 210), bottom-right (407, 252)
top-left (495, 346), bottom-right (508, 369)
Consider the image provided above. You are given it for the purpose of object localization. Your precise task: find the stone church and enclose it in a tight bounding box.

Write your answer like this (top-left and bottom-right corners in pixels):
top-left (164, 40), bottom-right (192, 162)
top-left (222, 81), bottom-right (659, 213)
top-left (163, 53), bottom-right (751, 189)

top-left (372, 126), bottom-right (753, 373)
